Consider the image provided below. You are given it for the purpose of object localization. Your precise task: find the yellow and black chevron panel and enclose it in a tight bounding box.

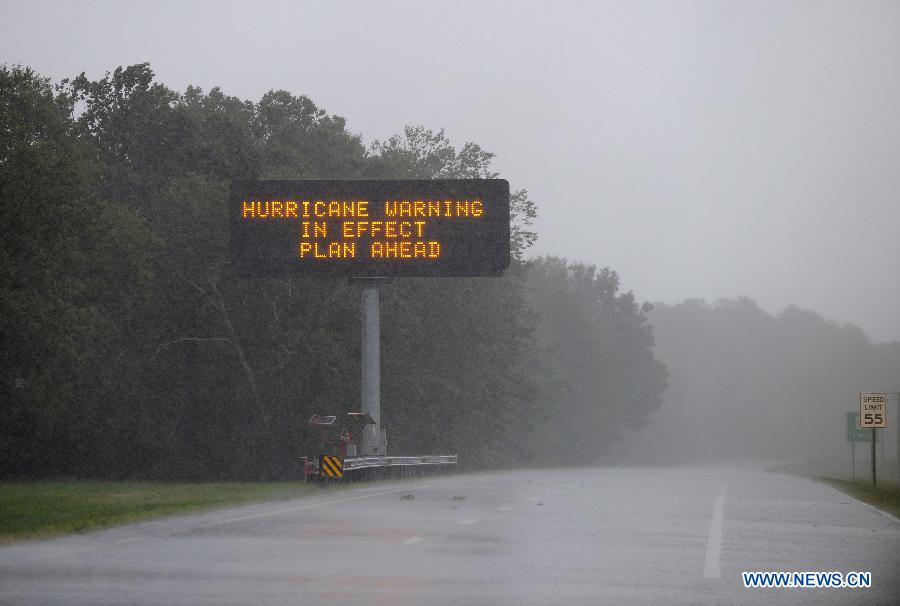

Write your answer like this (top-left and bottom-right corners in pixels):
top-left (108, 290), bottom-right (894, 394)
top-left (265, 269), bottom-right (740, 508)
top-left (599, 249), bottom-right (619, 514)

top-left (320, 455), bottom-right (344, 479)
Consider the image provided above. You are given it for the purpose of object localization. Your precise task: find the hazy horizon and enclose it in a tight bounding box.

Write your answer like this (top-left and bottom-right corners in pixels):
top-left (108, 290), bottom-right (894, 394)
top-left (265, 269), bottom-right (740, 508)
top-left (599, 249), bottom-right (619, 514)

top-left (4, 0), bottom-right (898, 342)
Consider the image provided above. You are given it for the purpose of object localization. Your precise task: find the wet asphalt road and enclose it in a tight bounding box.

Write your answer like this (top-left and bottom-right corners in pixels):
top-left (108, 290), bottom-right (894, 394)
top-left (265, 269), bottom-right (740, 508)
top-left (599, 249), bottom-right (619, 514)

top-left (1, 467), bottom-right (898, 605)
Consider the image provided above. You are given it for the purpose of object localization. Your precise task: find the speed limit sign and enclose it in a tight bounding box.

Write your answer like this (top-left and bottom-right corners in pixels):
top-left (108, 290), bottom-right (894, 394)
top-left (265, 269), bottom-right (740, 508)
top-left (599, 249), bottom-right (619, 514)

top-left (859, 393), bottom-right (887, 428)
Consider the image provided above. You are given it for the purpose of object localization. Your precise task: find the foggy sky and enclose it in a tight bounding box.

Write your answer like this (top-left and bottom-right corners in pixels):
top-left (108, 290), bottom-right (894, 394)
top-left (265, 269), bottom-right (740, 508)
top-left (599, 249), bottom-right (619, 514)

top-left (3, 0), bottom-right (898, 341)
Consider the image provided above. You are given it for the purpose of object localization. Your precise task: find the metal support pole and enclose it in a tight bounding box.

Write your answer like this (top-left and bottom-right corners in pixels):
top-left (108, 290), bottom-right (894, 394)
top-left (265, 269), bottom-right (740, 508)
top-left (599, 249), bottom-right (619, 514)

top-left (360, 284), bottom-right (381, 455)
top-left (850, 443), bottom-right (855, 481)
top-left (871, 428), bottom-right (877, 487)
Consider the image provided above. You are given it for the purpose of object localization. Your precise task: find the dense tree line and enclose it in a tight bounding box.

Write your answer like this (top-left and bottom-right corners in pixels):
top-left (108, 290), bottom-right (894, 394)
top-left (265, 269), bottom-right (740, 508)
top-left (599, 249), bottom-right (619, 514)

top-left (1, 64), bottom-right (666, 479)
top-left (617, 298), bottom-right (899, 469)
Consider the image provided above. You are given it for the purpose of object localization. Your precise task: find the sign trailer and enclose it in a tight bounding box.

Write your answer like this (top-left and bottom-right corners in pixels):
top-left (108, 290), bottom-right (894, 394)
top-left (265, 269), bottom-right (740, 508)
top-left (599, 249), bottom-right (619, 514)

top-left (231, 179), bottom-right (511, 460)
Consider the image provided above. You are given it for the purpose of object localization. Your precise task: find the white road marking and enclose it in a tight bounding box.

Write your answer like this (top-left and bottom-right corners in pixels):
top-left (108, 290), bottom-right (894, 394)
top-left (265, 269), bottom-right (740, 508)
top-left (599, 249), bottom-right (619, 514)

top-left (498, 506), bottom-right (513, 511)
top-left (458, 518), bottom-right (477, 525)
top-left (403, 537), bottom-right (425, 545)
top-left (703, 487), bottom-right (727, 579)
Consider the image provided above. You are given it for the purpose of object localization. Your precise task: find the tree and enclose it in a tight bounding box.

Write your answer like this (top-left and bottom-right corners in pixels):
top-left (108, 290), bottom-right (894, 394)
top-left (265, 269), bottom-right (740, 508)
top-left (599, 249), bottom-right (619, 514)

top-left (3, 63), bottom-right (666, 479)
top-left (525, 258), bottom-right (667, 462)
top-left (627, 298), bottom-right (900, 467)
top-left (0, 65), bottom-right (153, 477)
top-left (368, 127), bottom-right (542, 465)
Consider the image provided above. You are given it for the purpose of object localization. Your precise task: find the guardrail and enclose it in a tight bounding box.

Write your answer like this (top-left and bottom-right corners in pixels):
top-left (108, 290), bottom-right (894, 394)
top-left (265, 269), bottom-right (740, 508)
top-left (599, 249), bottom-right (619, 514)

top-left (305, 454), bottom-right (457, 483)
top-left (343, 455), bottom-right (457, 471)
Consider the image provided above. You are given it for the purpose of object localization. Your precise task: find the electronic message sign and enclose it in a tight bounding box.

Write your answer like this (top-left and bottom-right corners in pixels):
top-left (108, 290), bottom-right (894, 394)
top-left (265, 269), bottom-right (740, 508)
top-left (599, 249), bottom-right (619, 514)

top-left (230, 179), bottom-right (510, 277)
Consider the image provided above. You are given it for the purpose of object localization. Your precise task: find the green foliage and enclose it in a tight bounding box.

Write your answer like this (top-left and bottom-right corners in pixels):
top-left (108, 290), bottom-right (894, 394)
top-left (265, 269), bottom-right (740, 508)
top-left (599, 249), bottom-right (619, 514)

top-left (370, 126), bottom-right (495, 179)
top-left (525, 258), bottom-right (667, 461)
top-left (1, 63), bottom-right (665, 479)
top-left (0, 65), bottom-right (155, 476)
top-left (352, 127), bottom-right (541, 464)
top-left (819, 478), bottom-right (900, 519)
top-left (0, 481), bottom-right (314, 540)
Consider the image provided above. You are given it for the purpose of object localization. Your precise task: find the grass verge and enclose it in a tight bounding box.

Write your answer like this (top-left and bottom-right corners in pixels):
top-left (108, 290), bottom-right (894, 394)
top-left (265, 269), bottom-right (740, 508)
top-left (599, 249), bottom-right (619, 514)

top-left (819, 478), bottom-right (900, 520)
top-left (0, 481), bottom-right (317, 542)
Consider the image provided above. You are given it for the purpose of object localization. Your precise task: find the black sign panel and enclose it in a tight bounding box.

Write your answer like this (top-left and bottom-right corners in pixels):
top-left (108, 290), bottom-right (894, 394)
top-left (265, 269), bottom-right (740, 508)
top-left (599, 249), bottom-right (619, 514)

top-left (230, 179), bottom-right (510, 277)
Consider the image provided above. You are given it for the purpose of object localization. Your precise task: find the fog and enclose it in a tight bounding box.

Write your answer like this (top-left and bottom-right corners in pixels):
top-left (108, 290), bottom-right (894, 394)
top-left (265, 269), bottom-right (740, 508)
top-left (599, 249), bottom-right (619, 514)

top-left (610, 298), bottom-right (899, 478)
top-left (2, 2), bottom-right (899, 476)
top-left (5, 4), bottom-right (900, 601)
top-left (4, 0), bottom-right (899, 343)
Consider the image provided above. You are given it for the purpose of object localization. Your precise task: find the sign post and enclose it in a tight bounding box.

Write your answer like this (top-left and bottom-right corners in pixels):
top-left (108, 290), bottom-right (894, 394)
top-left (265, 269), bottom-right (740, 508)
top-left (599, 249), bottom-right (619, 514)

top-left (230, 179), bottom-right (511, 457)
top-left (858, 393), bottom-right (887, 486)
top-left (871, 428), bottom-right (876, 487)
top-left (846, 411), bottom-right (872, 481)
